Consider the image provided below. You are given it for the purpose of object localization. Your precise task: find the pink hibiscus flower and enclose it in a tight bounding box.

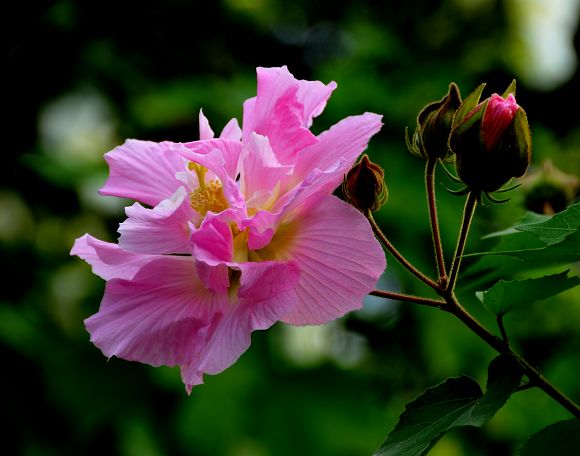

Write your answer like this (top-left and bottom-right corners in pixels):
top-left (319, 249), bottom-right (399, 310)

top-left (71, 66), bottom-right (385, 391)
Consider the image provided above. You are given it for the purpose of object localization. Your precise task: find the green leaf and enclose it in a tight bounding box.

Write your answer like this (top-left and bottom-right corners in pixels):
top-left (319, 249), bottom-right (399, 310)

top-left (495, 230), bottom-right (580, 264)
top-left (481, 212), bottom-right (550, 239)
top-left (462, 232), bottom-right (580, 289)
top-left (462, 205), bottom-right (580, 289)
top-left (374, 354), bottom-right (524, 456)
top-left (515, 202), bottom-right (580, 245)
top-left (476, 271), bottom-right (580, 316)
top-left (519, 419), bottom-right (580, 456)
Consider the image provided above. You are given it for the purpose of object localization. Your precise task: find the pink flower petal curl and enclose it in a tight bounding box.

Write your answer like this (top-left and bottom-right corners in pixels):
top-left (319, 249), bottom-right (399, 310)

top-left (99, 140), bottom-right (187, 207)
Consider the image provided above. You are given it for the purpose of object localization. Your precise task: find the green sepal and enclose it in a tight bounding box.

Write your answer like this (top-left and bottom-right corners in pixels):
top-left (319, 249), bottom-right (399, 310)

top-left (451, 97), bottom-right (487, 139)
top-left (411, 82), bottom-right (461, 160)
top-left (483, 192), bottom-right (511, 204)
top-left (444, 184), bottom-right (471, 196)
top-left (495, 180), bottom-right (522, 193)
top-left (492, 106), bottom-right (532, 181)
top-left (404, 126), bottom-right (423, 157)
top-left (502, 79), bottom-right (517, 98)
top-left (440, 162), bottom-right (464, 184)
top-left (452, 82), bottom-right (486, 127)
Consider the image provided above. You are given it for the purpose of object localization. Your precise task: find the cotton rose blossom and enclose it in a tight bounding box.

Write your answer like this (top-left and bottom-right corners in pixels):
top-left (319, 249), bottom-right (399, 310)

top-left (71, 66), bottom-right (386, 391)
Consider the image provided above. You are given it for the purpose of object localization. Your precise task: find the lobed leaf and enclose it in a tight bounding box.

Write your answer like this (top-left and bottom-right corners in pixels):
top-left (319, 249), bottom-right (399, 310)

top-left (374, 354), bottom-right (524, 456)
top-left (476, 271), bottom-right (580, 316)
top-left (463, 204), bottom-right (580, 288)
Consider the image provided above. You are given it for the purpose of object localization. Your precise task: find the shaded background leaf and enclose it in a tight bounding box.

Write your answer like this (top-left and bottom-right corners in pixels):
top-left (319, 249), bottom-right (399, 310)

top-left (519, 419), bottom-right (580, 456)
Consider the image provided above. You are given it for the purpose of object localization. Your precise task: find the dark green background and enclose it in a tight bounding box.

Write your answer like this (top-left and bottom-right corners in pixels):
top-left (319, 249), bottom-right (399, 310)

top-left (4, 1), bottom-right (580, 455)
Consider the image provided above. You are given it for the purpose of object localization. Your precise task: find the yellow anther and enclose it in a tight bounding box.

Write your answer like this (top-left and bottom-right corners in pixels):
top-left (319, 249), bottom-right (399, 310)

top-left (190, 180), bottom-right (229, 217)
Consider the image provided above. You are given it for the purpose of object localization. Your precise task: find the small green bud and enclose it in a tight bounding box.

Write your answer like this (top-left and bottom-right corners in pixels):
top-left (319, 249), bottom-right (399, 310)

top-left (407, 83), bottom-right (462, 160)
top-left (343, 154), bottom-right (388, 212)
top-left (449, 81), bottom-right (532, 193)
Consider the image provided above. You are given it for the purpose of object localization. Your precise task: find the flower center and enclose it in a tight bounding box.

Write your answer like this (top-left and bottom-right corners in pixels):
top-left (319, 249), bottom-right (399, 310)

top-left (189, 163), bottom-right (229, 217)
top-left (190, 180), bottom-right (229, 217)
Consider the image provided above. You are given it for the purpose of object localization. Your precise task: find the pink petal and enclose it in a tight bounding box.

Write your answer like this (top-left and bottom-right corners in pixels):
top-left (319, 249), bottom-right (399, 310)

top-left (239, 133), bottom-right (293, 202)
top-left (244, 209), bottom-right (279, 250)
top-left (294, 112), bottom-right (383, 187)
top-left (85, 255), bottom-right (227, 367)
top-left (198, 109), bottom-right (215, 140)
top-left (190, 210), bottom-right (238, 292)
top-left (271, 113), bottom-right (383, 219)
top-left (219, 118), bottom-right (242, 141)
top-left (175, 143), bottom-right (245, 208)
top-left (482, 93), bottom-right (519, 150)
top-left (280, 196), bottom-right (386, 325)
top-left (273, 166), bottom-right (334, 222)
top-left (180, 138), bottom-right (242, 179)
top-left (195, 261), bottom-right (230, 294)
top-left (242, 66), bottom-right (318, 164)
top-left (244, 169), bottom-right (330, 251)
top-left (297, 79), bottom-right (337, 128)
top-left (190, 210), bottom-right (237, 264)
top-left (180, 260), bottom-right (299, 390)
top-left (236, 260), bottom-right (300, 303)
top-left (100, 140), bottom-right (187, 207)
top-left (70, 234), bottom-right (157, 281)
top-left (118, 187), bottom-right (196, 255)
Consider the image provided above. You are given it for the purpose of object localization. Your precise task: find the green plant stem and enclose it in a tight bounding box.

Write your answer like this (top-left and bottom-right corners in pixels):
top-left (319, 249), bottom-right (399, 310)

top-left (497, 314), bottom-right (509, 344)
top-left (425, 159), bottom-right (447, 285)
top-left (447, 191), bottom-right (478, 292)
top-left (443, 294), bottom-right (580, 419)
top-left (367, 211), bottom-right (439, 289)
top-left (368, 178), bottom-right (580, 418)
top-left (370, 289), bottom-right (446, 309)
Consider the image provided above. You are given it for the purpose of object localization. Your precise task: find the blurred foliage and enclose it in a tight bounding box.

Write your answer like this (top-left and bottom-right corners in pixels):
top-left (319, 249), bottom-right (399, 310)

top-left (4, 0), bottom-right (580, 455)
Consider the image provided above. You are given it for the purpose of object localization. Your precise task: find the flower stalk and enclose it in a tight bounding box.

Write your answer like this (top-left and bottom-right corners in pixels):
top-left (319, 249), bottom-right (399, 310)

top-left (366, 210), bottom-right (439, 289)
top-left (425, 158), bottom-right (447, 286)
top-left (446, 191), bottom-right (477, 292)
top-left (370, 289), bottom-right (445, 309)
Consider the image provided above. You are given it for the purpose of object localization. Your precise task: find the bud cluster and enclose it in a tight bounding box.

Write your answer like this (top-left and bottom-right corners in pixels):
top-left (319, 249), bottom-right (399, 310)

top-left (343, 79), bottom-right (533, 214)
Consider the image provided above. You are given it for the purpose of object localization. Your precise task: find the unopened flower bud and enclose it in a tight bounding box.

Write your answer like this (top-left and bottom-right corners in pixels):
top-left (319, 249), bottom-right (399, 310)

top-left (343, 154), bottom-right (388, 212)
top-left (407, 83), bottom-right (461, 160)
top-left (449, 81), bottom-right (532, 193)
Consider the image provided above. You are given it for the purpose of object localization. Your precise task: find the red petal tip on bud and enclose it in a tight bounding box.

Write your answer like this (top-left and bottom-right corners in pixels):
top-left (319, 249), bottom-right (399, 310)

top-left (483, 93), bottom-right (519, 150)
